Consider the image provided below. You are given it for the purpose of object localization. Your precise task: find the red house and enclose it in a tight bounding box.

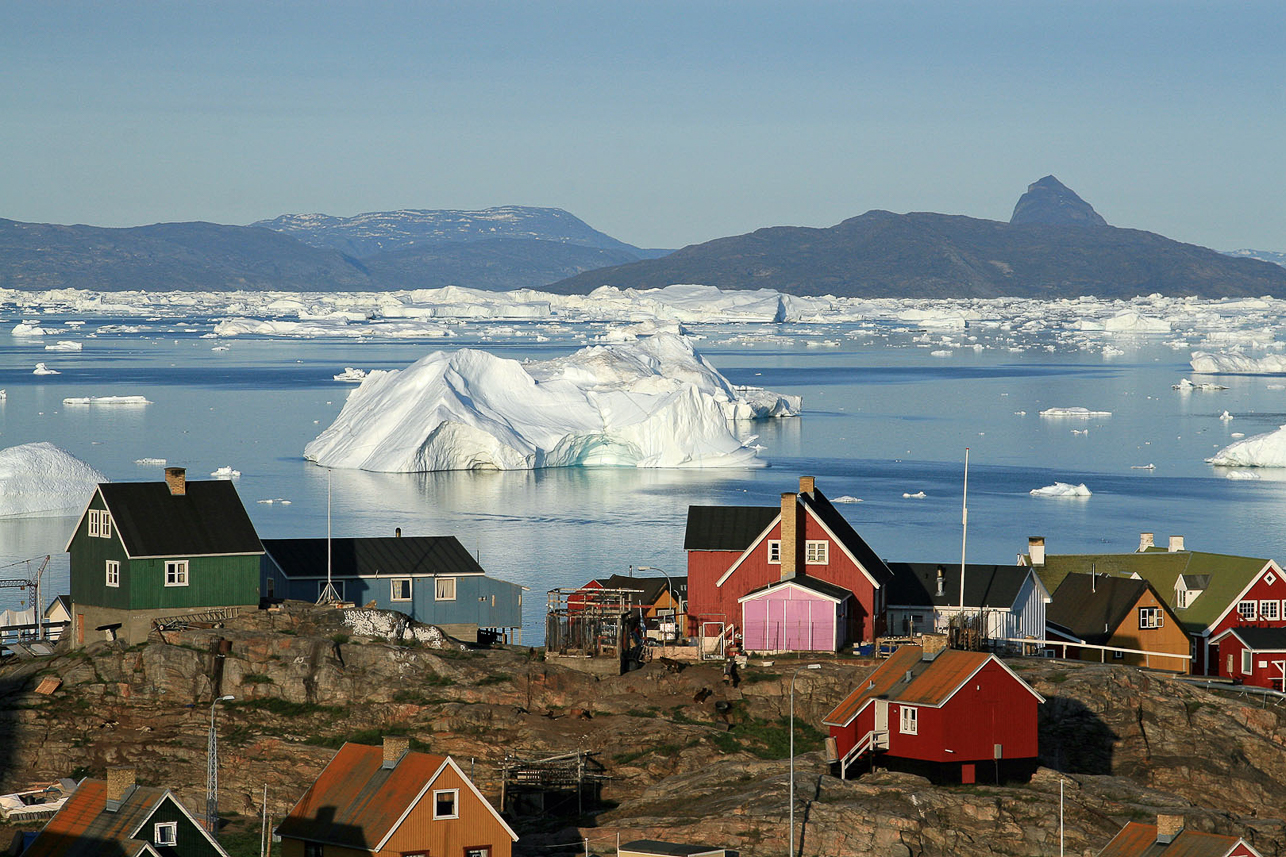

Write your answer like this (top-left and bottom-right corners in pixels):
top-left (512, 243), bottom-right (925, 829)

top-left (1097, 815), bottom-right (1262, 857)
top-left (822, 644), bottom-right (1044, 784)
top-left (684, 477), bottom-right (893, 653)
top-left (1210, 627), bottom-right (1286, 691)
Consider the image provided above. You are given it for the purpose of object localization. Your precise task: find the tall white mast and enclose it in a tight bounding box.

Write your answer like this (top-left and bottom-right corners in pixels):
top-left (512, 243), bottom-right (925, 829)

top-left (959, 447), bottom-right (970, 631)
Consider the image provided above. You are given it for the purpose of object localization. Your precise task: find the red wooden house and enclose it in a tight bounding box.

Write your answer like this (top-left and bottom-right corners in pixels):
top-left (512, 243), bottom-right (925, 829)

top-left (684, 477), bottom-right (893, 653)
top-left (1097, 815), bottom-right (1262, 857)
top-left (1210, 627), bottom-right (1286, 691)
top-left (822, 644), bottom-right (1044, 784)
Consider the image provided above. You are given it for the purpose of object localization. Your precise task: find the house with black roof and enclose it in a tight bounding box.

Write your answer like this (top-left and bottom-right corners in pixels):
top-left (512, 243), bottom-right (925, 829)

top-left (1047, 572), bottom-right (1189, 671)
top-left (684, 476), bottom-right (894, 653)
top-left (66, 467), bottom-right (263, 647)
top-left (1210, 626), bottom-right (1286, 690)
top-left (884, 562), bottom-right (1050, 647)
top-left (261, 534), bottom-right (525, 644)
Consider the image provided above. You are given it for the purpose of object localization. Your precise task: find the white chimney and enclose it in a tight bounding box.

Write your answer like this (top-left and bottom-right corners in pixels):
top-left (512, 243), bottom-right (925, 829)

top-left (1028, 537), bottom-right (1045, 567)
top-left (1138, 532), bottom-right (1155, 552)
top-left (1169, 535), bottom-right (1185, 553)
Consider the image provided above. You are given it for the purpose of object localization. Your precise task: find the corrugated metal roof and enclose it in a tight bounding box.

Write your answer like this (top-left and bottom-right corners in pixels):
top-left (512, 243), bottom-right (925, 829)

top-left (683, 506), bottom-right (779, 551)
top-left (22, 781), bottom-right (166, 857)
top-left (100, 481), bottom-right (262, 559)
top-left (263, 536), bottom-right (485, 579)
top-left (277, 743), bottom-right (449, 849)
top-left (886, 562), bottom-right (1033, 609)
top-left (1097, 822), bottom-right (1249, 857)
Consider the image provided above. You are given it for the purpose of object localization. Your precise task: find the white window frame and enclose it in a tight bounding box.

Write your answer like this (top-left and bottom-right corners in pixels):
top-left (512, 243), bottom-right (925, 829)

top-left (154, 821), bottom-right (177, 847)
top-left (1238, 600), bottom-right (1257, 621)
top-left (100, 511), bottom-right (111, 539)
top-left (435, 577), bottom-right (457, 602)
top-left (165, 560), bottom-right (189, 587)
top-left (88, 509), bottom-right (101, 538)
top-left (1243, 649), bottom-right (1254, 675)
top-left (899, 705), bottom-right (917, 735)
top-left (1261, 600), bottom-right (1280, 621)
top-left (1138, 606), bottom-right (1162, 630)
top-left (105, 560), bottom-right (120, 588)
top-left (464, 849), bottom-right (491, 857)
top-left (432, 788), bottom-right (459, 819)
top-left (391, 578), bottom-right (413, 602)
top-left (767, 540), bottom-right (781, 564)
top-left (805, 540), bottom-right (829, 565)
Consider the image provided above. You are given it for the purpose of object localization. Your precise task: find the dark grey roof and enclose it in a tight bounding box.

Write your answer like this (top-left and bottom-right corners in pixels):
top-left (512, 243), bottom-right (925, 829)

top-left (1047, 573), bottom-right (1150, 643)
top-left (684, 506), bottom-right (779, 551)
top-left (592, 574), bottom-right (686, 607)
top-left (886, 563), bottom-right (1032, 609)
top-left (1180, 574), bottom-right (1211, 589)
top-left (620, 841), bottom-right (725, 857)
top-left (262, 536), bottom-right (485, 579)
top-left (1221, 627), bottom-right (1286, 651)
top-left (741, 575), bottom-right (853, 602)
top-left (99, 481), bottom-right (262, 559)
top-left (801, 489), bottom-right (894, 586)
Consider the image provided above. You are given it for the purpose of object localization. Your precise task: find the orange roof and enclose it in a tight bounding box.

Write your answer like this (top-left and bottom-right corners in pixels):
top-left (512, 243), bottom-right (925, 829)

top-left (22, 779), bottom-right (205, 857)
top-left (1097, 822), bottom-right (1255, 857)
top-left (823, 645), bottom-right (1042, 727)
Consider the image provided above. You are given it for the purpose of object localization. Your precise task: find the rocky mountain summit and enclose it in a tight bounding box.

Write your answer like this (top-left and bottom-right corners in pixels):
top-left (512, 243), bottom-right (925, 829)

top-left (1010, 175), bottom-right (1109, 227)
top-left (1, 605), bottom-right (1283, 856)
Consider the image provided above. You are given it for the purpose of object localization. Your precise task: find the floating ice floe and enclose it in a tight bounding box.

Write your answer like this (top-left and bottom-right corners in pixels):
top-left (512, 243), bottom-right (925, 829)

top-left (45, 340), bottom-right (82, 352)
top-left (930, 350), bottom-right (952, 357)
top-left (1219, 411), bottom-right (1233, 421)
top-left (12, 322), bottom-right (54, 336)
top-left (134, 457), bottom-right (167, 466)
top-left (1231, 432), bottom-right (1245, 439)
top-left (257, 498), bottom-right (292, 504)
top-left (832, 495), bottom-right (862, 503)
top-left (0, 442), bottom-right (106, 518)
top-left (0, 390), bottom-right (5, 401)
top-left (902, 491), bottom-right (926, 499)
top-left (1226, 470), bottom-right (1261, 480)
top-left (211, 466), bottom-right (241, 479)
top-left (334, 367), bottom-right (368, 382)
top-left (304, 334), bottom-right (800, 472)
top-left (1190, 351), bottom-right (1286, 374)
top-left (32, 363), bottom-right (59, 375)
top-left (62, 395), bottom-right (151, 406)
top-left (211, 345), bottom-right (230, 352)
top-left (1130, 463), bottom-right (1156, 470)
top-left (1102, 311), bottom-right (1170, 333)
top-left (1030, 482), bottom-right (1092, 498)
top-left (1039, 407), bottom-right (1112, 418)
top-left (1173, 378), bottom-right (1227, 391)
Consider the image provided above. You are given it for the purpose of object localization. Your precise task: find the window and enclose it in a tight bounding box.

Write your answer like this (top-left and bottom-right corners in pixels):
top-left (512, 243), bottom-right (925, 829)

top-left (304, 844), bottom-right (324, 857)
top-left (767, 540), bottom-right (781, 564)
top-left (465, 849), bottom-right (492, 857)
top-left (154, 822), bottom-right (177, 847)
top-left (805, 540), bottom-right (828, 564)
top-left (1112, 650), bottom-right (1124, 660)
top-left (88, 509), bottom-right (100, 538)
top-left (433, 789), bottom-right (458, 819)
top-left (1238, 600), bottom-right (1257, 621)
top-left (317, 580), bottom-right (345, 600)
top-left (435, 577), bottom-right (457, 602)
top-left (100, 512), bottom-right (111, 539)
top-left (164, 561), bottom-right (189, 587)
top-left (1176, 588), bottom-right (1197, 609)
top-left (899, 705), bottom-right (917, 734)
top-left (105, 561), bottom-right (120, 588)
top-left (391, 578), bottom-right (412, 602)
top-left (1138, 607), bottom-right (1163, 630)
top-left (1261, 600), bottom-right (1280, 621)
top-left (1243, 650), bottom-right (1254, 675)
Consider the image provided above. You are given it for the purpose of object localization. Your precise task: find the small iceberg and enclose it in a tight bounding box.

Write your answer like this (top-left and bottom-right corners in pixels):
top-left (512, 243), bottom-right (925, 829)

top-left (1039, 407), bottom-right (1112, 418)
top-left (1226, 470), bottom-right (1261, 480)
top-left (1130, 463), bottom-right (1156, 470)
top-left (902, 491), bottom-right (926, 499)
top-left (63, 396), bottom-right (151, 406)
top-left (257, 498), bottom-right (292, 504)
top-left (135, 457), bottom-right (167, 466)
top-left (1173, 378), bottom-right (1227, 391)
top-left (832, 495), bottom-right (862, 503)
top-left (1219, 411), bottom-right (1233, 421)
top-left (334, 367), bottom-right (368, 382)
top-left (33, 363), bottom-right (59, 375)
top-left (45, 341), bottom-right (83, 352)
top-left (211, 466), bottom-right (241, 479)
top-left (1208, 426), bottom-right (1286, 467)
top-left (1030, 482), bottom-right (1092, 498)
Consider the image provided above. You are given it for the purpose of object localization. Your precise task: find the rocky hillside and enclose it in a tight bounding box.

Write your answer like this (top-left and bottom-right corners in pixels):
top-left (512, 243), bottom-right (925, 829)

top-left (1, 605), bottom-right (1283, 856)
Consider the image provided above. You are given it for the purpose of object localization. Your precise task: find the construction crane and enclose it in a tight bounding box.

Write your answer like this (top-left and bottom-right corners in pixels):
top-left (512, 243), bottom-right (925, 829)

top-left (0, 555), bottom-right (51, 640)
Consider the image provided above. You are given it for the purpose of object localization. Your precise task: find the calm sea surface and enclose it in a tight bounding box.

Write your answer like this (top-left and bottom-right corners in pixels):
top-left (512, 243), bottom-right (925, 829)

top-left (3, 319), bottom-right (1284, 643)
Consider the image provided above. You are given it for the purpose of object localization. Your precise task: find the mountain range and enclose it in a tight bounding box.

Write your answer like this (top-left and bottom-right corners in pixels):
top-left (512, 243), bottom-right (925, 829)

top-left (1, 183), bottom-right (1283, 297)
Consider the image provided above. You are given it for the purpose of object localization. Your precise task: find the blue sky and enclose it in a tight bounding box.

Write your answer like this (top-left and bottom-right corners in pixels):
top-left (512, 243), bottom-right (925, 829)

top-left (2, 1), bottom-right (1282, 251)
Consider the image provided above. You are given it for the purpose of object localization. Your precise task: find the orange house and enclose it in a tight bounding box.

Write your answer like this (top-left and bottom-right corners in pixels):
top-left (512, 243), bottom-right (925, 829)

top-left (277, 737), bottom-right (518, 857)
top-left (1047, 573), bottom-right (1189, 672)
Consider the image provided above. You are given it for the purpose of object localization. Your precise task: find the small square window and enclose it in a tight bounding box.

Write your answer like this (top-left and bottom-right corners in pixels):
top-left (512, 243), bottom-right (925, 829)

top-left (154, 821), bottom-right (177, 847)
top-left (805, 541), bottom-right (828, 564)
top-left (899, 706), bottom-right (917, 735)
top-left (106, 560), bottom-right (120, 588)
top-left (433, 788), bottom-right (458, 819)
top-left (304, 844), bottom-right (324, 857)
top-left (465, 848), bottom-right (491, 857)
top-left (165, 560), bottom-right (189, 587)
top-left (1138, 607), bottom-right (1162, 630)
top-left (391, 578), bottom-right (412, 602)
top-left (1262, 600), bottom-right (1280, 621)
top-left (1238, 600), bottom-right (1257, 621)
top-left (1267, 571), bottom-right (1278, 585)
top-left (1112, 650), bottom-right (1124, 659)
top-left (767, 540), bottom-right (781, 564)
top-left (435, 578), bottom-right (456, 602)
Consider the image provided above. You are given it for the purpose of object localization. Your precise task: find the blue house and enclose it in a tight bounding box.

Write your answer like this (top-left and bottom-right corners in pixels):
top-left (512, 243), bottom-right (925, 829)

top-left (261, 535), bottom-right (525, 644)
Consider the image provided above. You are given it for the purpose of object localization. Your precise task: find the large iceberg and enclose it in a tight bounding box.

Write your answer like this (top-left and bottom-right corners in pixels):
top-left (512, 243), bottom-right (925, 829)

top-left (1207, 426), bottom-right (1286, 467)
top-left (304, 334), bottom-right (800, 472)
top-left (1190, 351), bottom-right (1286, 374)
top-left (0, 442), bottom-right (105, 518)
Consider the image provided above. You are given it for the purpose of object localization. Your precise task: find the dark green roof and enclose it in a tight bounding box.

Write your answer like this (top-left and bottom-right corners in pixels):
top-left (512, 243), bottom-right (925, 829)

top-left (263, 536), bottom-right (485, 578)
top-left (886, 562), bottom-right (1036, 609)
top-left (99, 480), bottom-right (262, 559)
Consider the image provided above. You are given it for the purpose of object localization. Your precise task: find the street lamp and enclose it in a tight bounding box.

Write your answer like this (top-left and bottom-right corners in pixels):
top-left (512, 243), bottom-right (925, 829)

top-left (789, 663), bottom-right (822, 857)
top-left (636, 565), bottom-right (682, 642)
top-left (206, 694), bottom-right (234, 835)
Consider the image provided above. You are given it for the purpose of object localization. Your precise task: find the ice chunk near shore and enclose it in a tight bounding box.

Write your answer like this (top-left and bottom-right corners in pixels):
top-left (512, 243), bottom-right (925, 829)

top-left (1190, 351), bottom-right (1286, 374)
top-left (63, 396), bottom-right (151, 405)
top-left (304, 334), bottom-right (797, 472)
top-left (33, 363), bottom-right (59, 375)
top-left (1040, 407), bottom-right (1112, 418)
top-left (1208, 427), bottom-right (1286, 467)
top-left (1030, 482), bottom-right (1092, 498)
top-left (0, 442), bottom-right (106, 518)
top-left (334, 367), bottom-right (368, 382)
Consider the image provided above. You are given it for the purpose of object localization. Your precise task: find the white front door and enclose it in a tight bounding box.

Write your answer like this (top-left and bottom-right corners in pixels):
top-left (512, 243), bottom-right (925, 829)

top-left (874, 699), bottom-right (888, 733)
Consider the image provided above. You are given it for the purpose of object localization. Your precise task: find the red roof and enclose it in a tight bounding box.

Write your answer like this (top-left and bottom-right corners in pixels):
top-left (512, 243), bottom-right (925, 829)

top-left (1097, 822), bottom-right (1258, 857)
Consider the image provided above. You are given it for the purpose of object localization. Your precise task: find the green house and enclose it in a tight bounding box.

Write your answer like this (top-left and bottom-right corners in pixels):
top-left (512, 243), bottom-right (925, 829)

top-left (67, 467), bottom-right (263, 646)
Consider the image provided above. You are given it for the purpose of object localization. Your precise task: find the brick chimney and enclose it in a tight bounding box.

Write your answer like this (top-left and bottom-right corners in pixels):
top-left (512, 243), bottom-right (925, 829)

top-left (1138, 532), bottom-right (1155, 552)
top-left (1156, 813), bottom-right (1184, 844)
top-left (105, 767), bottom-right (136, 812)
top-left (1028, 537), bottom-right (1045, 567)
top-left (1169, 535), bottom-right (1185, 553)
top-left (382, 735), bottom-right (410, 769)
top-left (798, 476), bottom-right (815, 495)
top-left (780, 492), bottom-right (798, 581)
top-left (164, 467), bottom-right (186, 496)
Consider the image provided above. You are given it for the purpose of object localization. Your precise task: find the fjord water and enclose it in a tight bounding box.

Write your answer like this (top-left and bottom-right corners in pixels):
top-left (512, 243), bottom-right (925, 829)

top-left (3, 320), bottom-right (1283, 644)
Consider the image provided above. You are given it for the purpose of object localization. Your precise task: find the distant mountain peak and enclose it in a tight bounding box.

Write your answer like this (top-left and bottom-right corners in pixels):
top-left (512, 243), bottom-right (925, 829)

top-left (1010, 175), bottom-right (1108, 227)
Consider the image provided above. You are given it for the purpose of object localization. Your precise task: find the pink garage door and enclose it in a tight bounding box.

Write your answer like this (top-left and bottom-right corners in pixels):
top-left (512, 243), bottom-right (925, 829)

top-left (742, 592), bottom-right (838, 652)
